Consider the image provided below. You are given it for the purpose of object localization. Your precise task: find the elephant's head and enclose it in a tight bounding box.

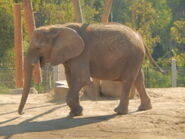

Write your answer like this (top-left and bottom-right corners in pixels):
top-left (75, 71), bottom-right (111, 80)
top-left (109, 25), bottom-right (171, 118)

top-left (18, 25), bottom-right (85, 114)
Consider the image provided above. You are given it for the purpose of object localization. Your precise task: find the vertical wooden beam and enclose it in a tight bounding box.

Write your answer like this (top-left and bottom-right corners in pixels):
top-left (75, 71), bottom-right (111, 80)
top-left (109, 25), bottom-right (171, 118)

top-left (72, 0), bottom-right (83, 23)
top-left (101, 0), bottom-right (113, 23)
top-left (72, 0), bottom-right (100, 97)
top-left (91, 0), bottom-right (114, 97)
top-left (13, 3), bottom-right (24, 88)
top-left (23, 0), bottom-right (42, 83)
top-left (86, 0), bottom-right (114, 97)
top-left (101, 0), bottom-right (136, 98)
top-left (22, 0), bottom-right (35, 42)
top-left (171, 59), bottom-right (177, 87)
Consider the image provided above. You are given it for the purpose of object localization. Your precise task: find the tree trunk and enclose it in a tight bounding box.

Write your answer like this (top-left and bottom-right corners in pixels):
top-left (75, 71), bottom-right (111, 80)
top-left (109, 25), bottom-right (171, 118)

top-left (72, 0), bottom-right (83, 23)
top-left (101, 0), bottom-right (113, 23)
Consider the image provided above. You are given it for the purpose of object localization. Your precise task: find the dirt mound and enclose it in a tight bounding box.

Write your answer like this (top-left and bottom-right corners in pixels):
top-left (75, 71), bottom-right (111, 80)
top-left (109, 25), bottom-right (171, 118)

top-left (0, 88), bottom-right (185, 139)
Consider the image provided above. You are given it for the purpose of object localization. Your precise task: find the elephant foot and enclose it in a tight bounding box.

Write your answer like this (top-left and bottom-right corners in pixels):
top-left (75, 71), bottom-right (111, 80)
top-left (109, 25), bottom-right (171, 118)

top-left (138, 102), bottom-right (152, 111)
top-left (114, 106), bottom-right (128, 115)
top-left (68, 105), bottom-right (83, 117)
top-left (18, 110), bottom-right (25, 115)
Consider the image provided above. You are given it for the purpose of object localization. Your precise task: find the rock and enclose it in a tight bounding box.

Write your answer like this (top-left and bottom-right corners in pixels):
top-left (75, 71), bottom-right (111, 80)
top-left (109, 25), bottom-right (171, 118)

top-left (101, 80), bottom-right (137, 99)
top-left (82, 79), bottom-right (101, 99)
top-left (53, 80), bottom-right (137, 100)
top-left (101, 81), bottom-right (122, 97)
top-left (53, 80), bottom-right (69, 101)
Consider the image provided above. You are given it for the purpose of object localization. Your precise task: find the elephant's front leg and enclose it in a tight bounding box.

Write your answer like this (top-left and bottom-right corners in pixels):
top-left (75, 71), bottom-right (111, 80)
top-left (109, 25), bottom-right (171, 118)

top-left (64, 64), bottom-right (89, 117)
top-left (64, 56), bottom-right (90, 117)
top-left (66, 84), bottom-right (83, 117)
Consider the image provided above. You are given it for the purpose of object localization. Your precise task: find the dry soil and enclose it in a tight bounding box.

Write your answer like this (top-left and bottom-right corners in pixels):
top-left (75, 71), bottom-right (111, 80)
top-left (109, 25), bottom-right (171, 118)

top-left (0, 88), bottom-right (185, 139)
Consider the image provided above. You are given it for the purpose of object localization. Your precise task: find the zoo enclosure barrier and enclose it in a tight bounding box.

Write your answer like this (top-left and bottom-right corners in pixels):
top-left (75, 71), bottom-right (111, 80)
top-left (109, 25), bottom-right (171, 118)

top-left (0, 64), bottom-right (184, 93)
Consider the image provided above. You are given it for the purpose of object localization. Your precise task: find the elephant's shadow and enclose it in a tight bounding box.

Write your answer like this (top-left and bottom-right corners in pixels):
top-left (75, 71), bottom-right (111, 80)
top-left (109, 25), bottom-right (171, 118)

top-left (0, 105), bottom-right (117, 139)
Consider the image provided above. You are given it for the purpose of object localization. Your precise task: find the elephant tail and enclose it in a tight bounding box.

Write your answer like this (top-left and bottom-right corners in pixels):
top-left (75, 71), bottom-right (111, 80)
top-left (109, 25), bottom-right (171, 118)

top-left (144, 44), bottom-right (164, 73)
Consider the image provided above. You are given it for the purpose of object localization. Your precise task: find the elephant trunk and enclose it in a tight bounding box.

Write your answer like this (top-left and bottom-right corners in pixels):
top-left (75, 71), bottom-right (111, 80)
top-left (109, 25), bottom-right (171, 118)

top-left (18, 57), bottom-right (33, 115)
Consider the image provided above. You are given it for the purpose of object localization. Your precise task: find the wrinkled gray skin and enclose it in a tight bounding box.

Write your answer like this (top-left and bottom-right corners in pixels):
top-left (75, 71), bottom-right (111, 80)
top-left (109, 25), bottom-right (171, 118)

top-left (18, 23), bottom-right (156, 117)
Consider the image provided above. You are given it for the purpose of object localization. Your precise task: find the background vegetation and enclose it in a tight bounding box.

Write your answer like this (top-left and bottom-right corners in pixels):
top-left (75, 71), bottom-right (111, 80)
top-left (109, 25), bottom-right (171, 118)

top-left (0, 0), bottom-right (184, 89)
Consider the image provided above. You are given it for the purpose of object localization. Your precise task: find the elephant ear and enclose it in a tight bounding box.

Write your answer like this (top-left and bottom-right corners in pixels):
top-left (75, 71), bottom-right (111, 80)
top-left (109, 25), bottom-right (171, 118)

top-left (50, 27), bottom-right (85, 65)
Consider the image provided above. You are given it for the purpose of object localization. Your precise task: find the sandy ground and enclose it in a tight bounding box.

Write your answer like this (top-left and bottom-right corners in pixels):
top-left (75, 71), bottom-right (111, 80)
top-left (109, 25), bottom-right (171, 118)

top-left (0, 88), bottom-right (185, 139)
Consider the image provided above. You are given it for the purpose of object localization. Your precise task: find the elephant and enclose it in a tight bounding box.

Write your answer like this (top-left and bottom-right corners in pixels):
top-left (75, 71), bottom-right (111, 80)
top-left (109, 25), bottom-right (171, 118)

top-left (18, 23), bottom-right (163, 117)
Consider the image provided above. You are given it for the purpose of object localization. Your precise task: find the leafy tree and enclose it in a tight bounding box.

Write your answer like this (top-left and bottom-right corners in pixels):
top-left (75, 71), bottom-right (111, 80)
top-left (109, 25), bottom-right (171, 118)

top-left (112, 0), bottom-right (174, 66)
top-left (0, 0), bottom-right (14, 67)
top-left (32, 0), bottom-right (103, 25)
top-left (171, 20), bottom-right (185, 45)
top-left (149, 0), bottom-right (172, 59)
top-left (126, 0), bottom-right (160, 48)
top-left (112, 0), bottom-right (161, 67)
top-left (81, 0), bottom-right (103, 23)
top-left (167, 0), bottom-right (185, 67)
top-left (167, 0), bottom-right (185, 21)
top-left (33, 0), bottom-right (74, 26)
top-left (170, 20), bottom-right (185, 67)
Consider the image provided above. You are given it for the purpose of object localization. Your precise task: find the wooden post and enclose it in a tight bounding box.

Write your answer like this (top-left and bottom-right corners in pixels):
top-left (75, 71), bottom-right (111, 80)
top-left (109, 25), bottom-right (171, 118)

top-left (23, 0), bottom-right (42, 83)
top-left (101, 0), bottom-right (113, 23)
top-left (13, 3), bottom-right (24, 88)
top-left (72, 0), bottom-right (100, 97)
top-left (87, 0), bottom-right (114, 97)
top-left (53, 0), bottom-right (83, 83)
top-left (101, 0), bottom-right (136, 98)
top-left (72, 0), bottom-right (83, 23)
top-left (171, 59), bottom-right (177, 87)
top-left (86, 0), bottom-right (114, 97)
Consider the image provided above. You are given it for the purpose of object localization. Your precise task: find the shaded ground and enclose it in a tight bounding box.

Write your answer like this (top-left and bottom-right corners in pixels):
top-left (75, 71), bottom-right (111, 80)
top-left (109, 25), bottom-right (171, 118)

top-left (0, 88), bottom-right (185, 139)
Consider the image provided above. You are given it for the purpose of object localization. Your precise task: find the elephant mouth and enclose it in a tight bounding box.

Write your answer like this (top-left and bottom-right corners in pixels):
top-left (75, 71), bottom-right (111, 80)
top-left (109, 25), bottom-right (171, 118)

top-left (40, 56), bottom-right (50, 67)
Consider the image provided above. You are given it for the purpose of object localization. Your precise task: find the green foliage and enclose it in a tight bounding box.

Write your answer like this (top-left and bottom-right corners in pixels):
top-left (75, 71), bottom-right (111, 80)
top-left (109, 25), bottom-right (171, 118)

top-left (0, 68), bottom-right (15, 89)
top-left (81, 0), bottom-right (103, 23)
top-left (172, 53), bottom-right (185, 67)
top-left (144, 67), bottom-right (171, 88)
top-left (171, 20), bottom-right (185, 44)
top-left (33, 0), bottom-right (74, 25)
top-left (14, 0), bottom-right (22, 3)
top-left (167, 0), bottom-right (185, 21)
top-left (113, 0), bottom-right (172, 50)
top-left (0, 85), bottom-right (11, 94)
top-left (0, 0), bottom-right (15, 67)
top-left (32, 0), bottom-right (103, 25)
top-left (121, 0), bottom-right (161, 67)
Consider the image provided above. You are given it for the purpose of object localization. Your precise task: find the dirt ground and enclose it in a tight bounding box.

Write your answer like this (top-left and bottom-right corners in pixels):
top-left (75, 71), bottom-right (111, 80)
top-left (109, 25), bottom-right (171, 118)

top-left (0, 88), bottom-right (185, 139)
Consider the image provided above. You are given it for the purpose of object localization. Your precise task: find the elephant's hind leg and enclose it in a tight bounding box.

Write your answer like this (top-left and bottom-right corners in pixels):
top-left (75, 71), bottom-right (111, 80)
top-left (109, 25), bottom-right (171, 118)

top-left (114, 68), bottom-right (138, 115)
top-left (135, 70), bottom-right (152, 111)
top-left (114, 80), bottom-right (133, 114)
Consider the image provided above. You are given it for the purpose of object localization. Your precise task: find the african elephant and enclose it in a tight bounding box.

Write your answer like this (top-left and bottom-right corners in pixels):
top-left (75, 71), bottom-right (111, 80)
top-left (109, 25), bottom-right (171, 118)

top-left (18, 23), bottom-right (162, 117)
